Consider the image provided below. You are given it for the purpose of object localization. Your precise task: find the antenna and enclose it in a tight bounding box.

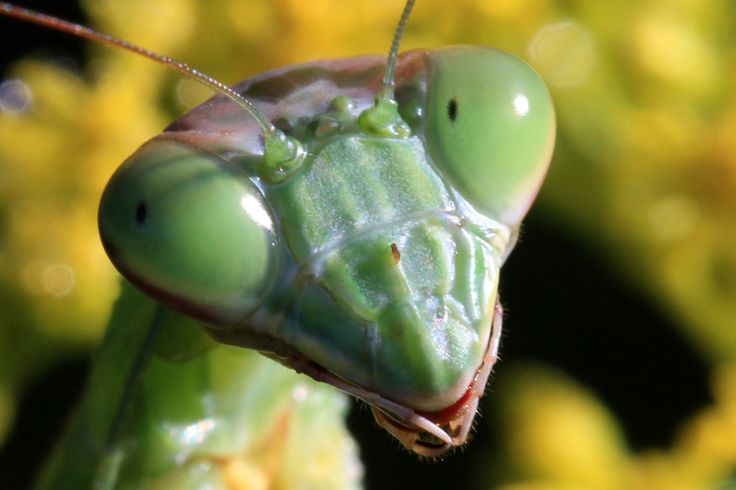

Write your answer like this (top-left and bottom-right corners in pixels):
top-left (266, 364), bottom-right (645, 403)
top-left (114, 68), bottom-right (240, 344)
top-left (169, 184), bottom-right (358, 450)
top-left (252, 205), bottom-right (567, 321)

top-left (0, 3), bottom-right (275, 132)
top-left (381, 0), bottom-right (416, 98)
top-left (358, 0), bottom-right (416, 138)
top-left (0, 3), bottom-right (304, 166)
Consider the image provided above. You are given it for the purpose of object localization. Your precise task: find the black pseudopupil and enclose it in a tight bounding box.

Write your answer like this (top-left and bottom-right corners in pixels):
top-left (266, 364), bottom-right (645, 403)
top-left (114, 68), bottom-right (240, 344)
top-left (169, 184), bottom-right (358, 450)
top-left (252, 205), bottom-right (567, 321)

top-left (447, 98), bottom-right (458, 122)
top-left (135, 202), bottom-right (147, 225)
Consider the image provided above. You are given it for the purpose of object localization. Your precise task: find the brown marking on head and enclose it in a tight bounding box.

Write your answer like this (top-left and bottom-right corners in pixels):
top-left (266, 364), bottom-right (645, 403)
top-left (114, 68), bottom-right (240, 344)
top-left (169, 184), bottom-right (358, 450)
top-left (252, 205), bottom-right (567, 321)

top-left (391, 243), bottom-right (401, 265)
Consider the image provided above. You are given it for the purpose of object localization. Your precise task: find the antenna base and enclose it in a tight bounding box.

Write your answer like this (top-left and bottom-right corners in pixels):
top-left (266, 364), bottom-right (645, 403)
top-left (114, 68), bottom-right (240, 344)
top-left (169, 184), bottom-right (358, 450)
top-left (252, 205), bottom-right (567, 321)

top-left (261, 131), bottom-right (307, 184)
top-left (359, 93), bottom-right (411, 138)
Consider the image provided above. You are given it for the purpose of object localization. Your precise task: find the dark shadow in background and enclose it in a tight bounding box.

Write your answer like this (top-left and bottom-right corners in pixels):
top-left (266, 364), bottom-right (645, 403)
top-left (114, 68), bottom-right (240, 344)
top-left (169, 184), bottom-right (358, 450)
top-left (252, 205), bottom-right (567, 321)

top-left (0, 1), bottom-right (86, 71)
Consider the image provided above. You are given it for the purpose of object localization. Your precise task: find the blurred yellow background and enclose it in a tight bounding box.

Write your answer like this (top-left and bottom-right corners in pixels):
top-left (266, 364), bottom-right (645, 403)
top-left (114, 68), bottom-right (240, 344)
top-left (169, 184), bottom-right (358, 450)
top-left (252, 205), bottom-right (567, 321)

top-left (0, 0), bottom-right (734, 488)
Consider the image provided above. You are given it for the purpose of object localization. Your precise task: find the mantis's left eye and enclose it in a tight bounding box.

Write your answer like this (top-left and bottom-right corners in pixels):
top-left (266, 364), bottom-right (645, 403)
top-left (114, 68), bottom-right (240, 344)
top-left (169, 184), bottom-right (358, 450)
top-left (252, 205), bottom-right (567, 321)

top-left (424, 47), bottom-right (556, 226)
top-left (98, 141), bottom-right (276, 325)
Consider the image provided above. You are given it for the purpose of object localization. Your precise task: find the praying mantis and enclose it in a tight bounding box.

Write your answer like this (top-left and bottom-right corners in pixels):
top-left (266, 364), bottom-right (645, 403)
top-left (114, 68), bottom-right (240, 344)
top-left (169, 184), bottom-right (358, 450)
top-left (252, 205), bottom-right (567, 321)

top-left (0, 0), bottom-right (554, 486)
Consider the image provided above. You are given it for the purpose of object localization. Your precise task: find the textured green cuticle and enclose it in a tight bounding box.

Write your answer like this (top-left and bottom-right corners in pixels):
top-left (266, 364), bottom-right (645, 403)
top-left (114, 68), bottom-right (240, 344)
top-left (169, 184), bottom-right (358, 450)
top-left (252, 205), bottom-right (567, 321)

top-left (267, 133), bottom-right (501, 410)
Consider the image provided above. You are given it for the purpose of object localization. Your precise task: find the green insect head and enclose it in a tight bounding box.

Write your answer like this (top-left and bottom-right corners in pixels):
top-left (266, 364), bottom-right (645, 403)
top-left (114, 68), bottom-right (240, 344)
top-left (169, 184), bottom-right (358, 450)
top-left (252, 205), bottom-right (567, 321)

top-left (96, 45), bottom-right (555, 457)
top-left (95, 2), bottom-right (555, 458)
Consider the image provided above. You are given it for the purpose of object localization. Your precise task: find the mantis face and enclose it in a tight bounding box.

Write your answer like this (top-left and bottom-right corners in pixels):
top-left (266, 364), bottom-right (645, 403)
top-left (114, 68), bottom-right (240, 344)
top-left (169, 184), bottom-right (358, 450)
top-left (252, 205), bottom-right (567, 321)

top-left (98, 46), bottom-right (554, 456)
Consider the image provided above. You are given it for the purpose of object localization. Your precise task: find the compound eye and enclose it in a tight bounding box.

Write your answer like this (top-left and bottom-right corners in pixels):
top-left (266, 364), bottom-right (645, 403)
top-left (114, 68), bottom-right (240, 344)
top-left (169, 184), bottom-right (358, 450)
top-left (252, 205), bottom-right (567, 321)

top-left (425, 47), bottom-right (555, 225)
top-left (99, 141), bottom-right (276, 325)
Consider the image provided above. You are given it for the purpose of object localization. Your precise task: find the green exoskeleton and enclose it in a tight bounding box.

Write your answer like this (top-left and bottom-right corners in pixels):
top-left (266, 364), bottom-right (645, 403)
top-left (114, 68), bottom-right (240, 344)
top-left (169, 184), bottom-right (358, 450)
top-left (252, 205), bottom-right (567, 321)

top-left (2, 0), bottom-right (554, 461)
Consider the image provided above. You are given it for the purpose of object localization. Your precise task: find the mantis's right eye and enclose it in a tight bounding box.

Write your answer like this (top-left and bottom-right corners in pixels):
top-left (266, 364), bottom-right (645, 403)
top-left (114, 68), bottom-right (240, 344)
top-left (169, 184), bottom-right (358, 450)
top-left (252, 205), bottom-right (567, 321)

top-left (98, 141), bottom-right (276, 325)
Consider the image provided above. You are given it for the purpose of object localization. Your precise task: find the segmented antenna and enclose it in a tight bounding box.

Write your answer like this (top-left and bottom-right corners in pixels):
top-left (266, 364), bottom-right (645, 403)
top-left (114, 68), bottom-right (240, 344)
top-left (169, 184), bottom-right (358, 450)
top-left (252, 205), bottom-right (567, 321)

top-left (0, 3), bottom-right (277, 134)
top-left (381, 0), bottom-right (416, 97)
